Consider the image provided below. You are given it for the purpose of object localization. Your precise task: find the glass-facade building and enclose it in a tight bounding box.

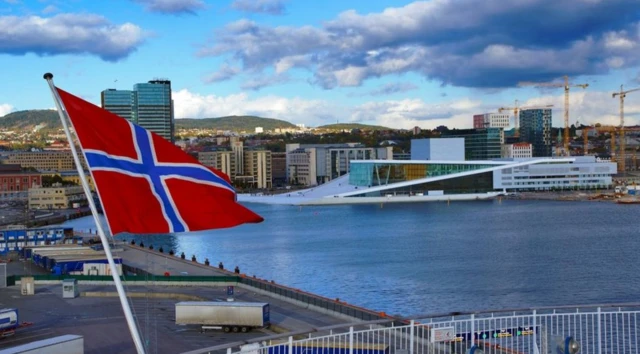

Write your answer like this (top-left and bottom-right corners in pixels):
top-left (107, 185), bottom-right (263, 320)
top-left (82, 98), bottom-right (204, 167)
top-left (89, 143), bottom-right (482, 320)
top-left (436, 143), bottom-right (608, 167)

top-left (101, 80), bottom-right (174, 143)
top-left (101, 90), bottom-right (136, 123)
top-left (519, 109), bottom-right (551, 157)
top-left (349, 161), bottom-right (499, 195)
top-left (444, 128), bottom-right (503, 160)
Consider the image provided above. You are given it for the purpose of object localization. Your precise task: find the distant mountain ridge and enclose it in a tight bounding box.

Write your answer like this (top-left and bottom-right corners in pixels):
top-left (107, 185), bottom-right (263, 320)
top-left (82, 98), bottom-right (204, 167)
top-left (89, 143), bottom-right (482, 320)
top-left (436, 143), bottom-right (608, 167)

top-left (0, 110), bottom-right (391, 132)
top-left (175, 116), bottom-right (297, 131)
top-left (315, 123), bottom-right (392, 131)
top-left (0, 111), bottom-right (297, 132)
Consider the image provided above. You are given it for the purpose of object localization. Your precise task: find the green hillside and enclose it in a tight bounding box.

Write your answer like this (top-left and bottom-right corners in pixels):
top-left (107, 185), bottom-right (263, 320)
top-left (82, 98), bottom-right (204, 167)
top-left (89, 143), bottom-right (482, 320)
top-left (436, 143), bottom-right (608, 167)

top-left (0, 110), bottom-right (60, 130)
top-left (0, 110), bottom-right (297, 132)
top-left (175, 116), bottom-right (297, 131)
top-left (315, 123), bottom-right (392, 131)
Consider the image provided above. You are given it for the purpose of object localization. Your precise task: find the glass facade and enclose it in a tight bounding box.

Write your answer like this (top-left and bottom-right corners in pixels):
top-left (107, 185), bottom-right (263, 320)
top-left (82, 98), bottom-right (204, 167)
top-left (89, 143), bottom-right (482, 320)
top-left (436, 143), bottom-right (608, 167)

top-left (444, 128), bottom-right (502, 160)
top-left (519, 109), bottom-right (552, 157)
top-left (351, 171), bottom-right (495, 197)
top-left (101, 80), bottom-right (174, 143)
top-left (133, 80), bottom-right (174, 143)
top-left (101, 90), bottom-right (136, 123)
top-left (349, 162), bottom-right (497, 187)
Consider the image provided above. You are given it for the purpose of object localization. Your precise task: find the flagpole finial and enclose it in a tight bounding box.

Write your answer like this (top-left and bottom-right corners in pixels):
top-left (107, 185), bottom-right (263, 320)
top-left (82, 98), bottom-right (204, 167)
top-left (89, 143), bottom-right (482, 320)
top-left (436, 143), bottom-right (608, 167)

top-left (43, 73), bottom-right (53, 80)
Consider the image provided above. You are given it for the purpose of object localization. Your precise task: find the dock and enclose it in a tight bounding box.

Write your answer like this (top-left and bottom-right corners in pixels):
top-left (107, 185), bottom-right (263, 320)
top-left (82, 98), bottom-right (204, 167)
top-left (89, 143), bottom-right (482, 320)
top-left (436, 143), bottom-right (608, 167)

top-left (1, 239), bottom-right (391, 354)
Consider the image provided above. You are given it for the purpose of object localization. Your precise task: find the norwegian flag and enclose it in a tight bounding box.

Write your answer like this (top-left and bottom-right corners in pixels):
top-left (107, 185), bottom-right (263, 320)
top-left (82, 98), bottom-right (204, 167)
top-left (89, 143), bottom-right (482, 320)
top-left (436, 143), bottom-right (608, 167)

top-left (56, 88), bottom-right (263, 235)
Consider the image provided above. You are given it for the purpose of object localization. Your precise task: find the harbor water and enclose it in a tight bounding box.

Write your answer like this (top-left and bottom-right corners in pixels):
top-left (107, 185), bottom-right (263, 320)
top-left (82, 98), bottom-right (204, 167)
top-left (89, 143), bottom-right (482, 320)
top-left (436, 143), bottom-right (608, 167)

top-left (63, 199), bottom-right (640, 317)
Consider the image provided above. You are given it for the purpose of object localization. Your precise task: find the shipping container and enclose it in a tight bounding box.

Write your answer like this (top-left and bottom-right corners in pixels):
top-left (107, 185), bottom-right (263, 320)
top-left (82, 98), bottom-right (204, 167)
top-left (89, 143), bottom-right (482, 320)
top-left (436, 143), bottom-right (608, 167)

top-left (175, 302), bottom-right (269, 333)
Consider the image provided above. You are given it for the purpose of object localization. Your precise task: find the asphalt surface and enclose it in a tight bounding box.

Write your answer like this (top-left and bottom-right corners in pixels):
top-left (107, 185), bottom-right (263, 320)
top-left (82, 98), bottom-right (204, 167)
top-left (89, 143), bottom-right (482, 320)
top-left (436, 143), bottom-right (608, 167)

top-left (0, 244), bottom-right (357, 354)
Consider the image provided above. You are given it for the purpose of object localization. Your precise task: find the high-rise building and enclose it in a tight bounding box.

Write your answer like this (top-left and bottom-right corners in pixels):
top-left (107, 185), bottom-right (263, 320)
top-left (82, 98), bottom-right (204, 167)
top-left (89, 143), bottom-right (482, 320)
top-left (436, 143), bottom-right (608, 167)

top-left (519, 109), bottom-right (552, 157)
top-left (134, 80), bottom-right (173, 143)
top-left (101, 79), bottom-right (174, 143)
top-left (101, 89), bottom-right (136, 123)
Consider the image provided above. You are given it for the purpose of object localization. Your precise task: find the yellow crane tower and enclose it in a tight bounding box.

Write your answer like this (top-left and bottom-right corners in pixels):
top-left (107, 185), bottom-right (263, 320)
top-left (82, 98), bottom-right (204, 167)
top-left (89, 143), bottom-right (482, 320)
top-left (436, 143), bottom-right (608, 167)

top-left (497, 100), bottom-right (554, 137)
top-left (612, 85), bottom-right (640, 173)
top-left (583, 125), bottom-right (640, 172)
top-left (518, 75), bottom-right (589, 156)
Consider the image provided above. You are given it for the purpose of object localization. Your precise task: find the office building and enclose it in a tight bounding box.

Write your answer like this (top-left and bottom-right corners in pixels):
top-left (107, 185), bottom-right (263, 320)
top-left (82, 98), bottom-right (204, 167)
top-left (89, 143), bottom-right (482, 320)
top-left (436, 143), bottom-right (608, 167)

top-left (101, 89), bottom-right (136, 123)
top-left (411, 138), bottom-right (465, 161)
top-left (101, 79), bottom-right (174, 143)
top-left (0, 164), bottom-right (42, 201)
top-left (243, 150), bottom-right (272, 189)
top-left (198, 149), bottom-right (236, 180)
top-left (28, 184), bottom-right (86, 209)
top-left (1, 151), bottom-right (86, 171)
top-left (473, 113), bottom-right (511, 129)
top-left (444, 128), bottom-right (503, 160)
top-left (502, 143), bottom-right (533, 158)
top-left (520, 109), bottom-right (552, 157)
top-left (285, 144), bottom-right (392, 186)
top-left (271, 152), bottom-right (287, 187)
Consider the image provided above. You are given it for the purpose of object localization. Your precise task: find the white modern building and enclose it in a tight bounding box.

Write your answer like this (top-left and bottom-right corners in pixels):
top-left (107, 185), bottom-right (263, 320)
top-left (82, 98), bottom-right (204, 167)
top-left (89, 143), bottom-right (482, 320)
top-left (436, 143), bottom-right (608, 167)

top-left (411, 138), bottom-right (465, 161)
top-left (240, 156), bottom-right (616, 205)
top-left (502, 143), bottom-right (533, 158)
top-left (473, 113), bottom-right (511, 129)
top-left (493, 156), bottom-right (616, 191)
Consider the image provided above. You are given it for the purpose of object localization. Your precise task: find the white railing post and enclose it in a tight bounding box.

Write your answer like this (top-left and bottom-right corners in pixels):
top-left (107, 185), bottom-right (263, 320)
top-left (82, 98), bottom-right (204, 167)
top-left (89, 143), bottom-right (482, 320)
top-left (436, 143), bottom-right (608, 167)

top-left (227, 348), bottom-right (232, 354)
top-left (470, 314), bottom-right (475, 347)
top-left (288, 336), bottom-right (293, 354)
top-left (597, 307), bottom-right (602, 354)
top-left (533, 310), bottom-right (539, 354)
top-left (409, 320), bottom-right (415, 354)
top-left (349, 326), bottom-right (354, 354)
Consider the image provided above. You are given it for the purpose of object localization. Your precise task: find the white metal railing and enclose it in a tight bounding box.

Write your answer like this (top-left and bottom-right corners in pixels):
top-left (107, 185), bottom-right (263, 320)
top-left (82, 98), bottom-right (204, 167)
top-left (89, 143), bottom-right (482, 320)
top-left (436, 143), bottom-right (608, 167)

top-left (185, 304), bottom-right (640, 354)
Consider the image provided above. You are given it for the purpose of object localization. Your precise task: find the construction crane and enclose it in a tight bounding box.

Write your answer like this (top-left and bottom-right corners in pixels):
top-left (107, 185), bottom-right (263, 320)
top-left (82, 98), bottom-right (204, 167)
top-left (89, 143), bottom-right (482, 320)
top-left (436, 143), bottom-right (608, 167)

top-left (497, 100), bottom-right (554, 137)
top-left (518, 75), bottom-right (589, 156)
top-left (582, 125), bottom-right (640, 172)
top-left (612, 85), bottom-right (640, 173)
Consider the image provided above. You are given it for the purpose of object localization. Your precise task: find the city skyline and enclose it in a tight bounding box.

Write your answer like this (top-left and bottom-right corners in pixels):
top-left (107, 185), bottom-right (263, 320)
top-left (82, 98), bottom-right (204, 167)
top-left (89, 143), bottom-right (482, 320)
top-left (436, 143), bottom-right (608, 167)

top-left (1, 0), bottom-right (640, 130)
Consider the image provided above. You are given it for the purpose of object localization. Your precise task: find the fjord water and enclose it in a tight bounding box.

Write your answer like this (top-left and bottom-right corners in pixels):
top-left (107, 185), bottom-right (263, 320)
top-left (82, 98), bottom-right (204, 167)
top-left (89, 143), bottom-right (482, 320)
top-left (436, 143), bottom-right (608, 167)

top-left (64, 200), bottom-right (640, 317)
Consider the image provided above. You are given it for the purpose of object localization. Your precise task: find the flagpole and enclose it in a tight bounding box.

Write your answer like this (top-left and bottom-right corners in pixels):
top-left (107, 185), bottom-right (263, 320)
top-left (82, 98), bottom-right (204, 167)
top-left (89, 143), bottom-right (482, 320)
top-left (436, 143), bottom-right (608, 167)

top-left (43, 73), bottom-right (147, 354)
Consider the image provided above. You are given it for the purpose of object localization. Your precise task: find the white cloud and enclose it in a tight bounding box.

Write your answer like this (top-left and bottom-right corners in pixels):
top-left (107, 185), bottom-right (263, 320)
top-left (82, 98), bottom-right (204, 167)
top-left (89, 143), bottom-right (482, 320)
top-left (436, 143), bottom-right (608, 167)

top-left (134, 0), bottom-right (205, 14)
top-left (0, 14), bottom-right (146, 61)
top-left (172, 89), bottom-right (337, 127)
top-left (203, 0), bottom-right (640, 89)
top-left (0, 103), bottom-right (13, 116)
top-left (172, 88), bottom-right (639, 130)
top-left (230, 0), bottom-right (286, 15)
top-left (41, 5), bottom-right (58, 14)
top-left (522, 90), bottom-right (640, 127)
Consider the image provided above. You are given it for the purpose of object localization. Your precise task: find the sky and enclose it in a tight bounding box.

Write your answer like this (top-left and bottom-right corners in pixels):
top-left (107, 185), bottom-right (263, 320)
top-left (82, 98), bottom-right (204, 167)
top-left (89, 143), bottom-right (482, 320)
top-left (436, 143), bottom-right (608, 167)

top-left (1, 0), bottom-right (640, 130)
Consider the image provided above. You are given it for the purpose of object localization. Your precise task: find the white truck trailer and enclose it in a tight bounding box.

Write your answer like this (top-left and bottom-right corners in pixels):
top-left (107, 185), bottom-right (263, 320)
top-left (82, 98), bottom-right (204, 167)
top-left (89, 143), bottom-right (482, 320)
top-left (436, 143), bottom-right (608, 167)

top-left (175, 302), bottom-right (270, 333)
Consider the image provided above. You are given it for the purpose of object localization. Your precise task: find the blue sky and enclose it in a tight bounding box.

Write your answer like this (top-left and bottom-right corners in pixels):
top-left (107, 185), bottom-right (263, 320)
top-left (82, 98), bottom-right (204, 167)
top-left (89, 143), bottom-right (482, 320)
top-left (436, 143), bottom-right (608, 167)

top-left (1, 0), bottom-right (640, 129)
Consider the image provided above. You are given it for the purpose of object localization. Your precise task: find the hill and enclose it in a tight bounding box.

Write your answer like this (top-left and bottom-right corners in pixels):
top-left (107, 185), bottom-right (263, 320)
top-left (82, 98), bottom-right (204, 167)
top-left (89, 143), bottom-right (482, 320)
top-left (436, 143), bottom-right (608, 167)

top-left (0, 110), bottom-right (297, 132)
top-left (0, 110), bottom-right (60, 130)
top-left (315, 123), bottom-right (392, 131)
top-left (175, 116), bottom-right (297, 131)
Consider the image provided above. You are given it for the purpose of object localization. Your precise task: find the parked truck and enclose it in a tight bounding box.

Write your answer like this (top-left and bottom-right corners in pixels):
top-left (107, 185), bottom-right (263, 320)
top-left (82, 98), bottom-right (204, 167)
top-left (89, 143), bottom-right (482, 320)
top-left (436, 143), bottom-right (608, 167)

top-left (0, 308), bottom-right (18, 331)
top-left (175, 302), bottom-right (270, 333)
